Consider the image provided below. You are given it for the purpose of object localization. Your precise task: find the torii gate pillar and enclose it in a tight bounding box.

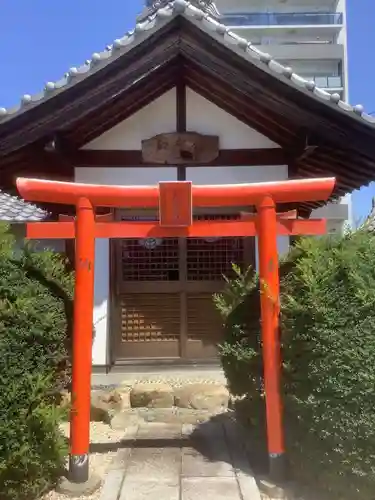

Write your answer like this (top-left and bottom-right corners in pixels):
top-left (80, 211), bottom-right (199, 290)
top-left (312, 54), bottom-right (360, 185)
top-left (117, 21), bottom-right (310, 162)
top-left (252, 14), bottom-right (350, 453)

top-left (258, 196), bottom-right (284, 478)
top-left (69, 198), bottom-right (95, 483)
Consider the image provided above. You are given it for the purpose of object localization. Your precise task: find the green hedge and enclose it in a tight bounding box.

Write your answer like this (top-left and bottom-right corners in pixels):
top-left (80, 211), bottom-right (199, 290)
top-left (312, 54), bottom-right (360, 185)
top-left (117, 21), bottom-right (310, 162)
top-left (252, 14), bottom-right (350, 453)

top-left (0, 223), bottom-right (73, 500)
top-left (215, 231), bottom-right (375, 499)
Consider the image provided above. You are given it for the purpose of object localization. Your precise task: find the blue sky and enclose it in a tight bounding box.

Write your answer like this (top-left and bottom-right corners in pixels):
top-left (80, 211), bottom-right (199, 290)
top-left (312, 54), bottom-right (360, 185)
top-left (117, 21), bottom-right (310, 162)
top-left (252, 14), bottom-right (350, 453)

top-left (0, 0), bottom-right (374, 221)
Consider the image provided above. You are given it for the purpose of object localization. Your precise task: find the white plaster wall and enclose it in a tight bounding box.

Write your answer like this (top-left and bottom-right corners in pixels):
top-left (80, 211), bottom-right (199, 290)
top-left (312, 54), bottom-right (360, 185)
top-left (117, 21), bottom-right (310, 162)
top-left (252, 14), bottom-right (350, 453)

top-left (76, 167), bottom-right (177, 186)
top-left (91, 238), bottom-right (109, 366)
top-left (186, 166), bottom-right (287, 185)
top-left (82, 89), bottom-right (176, 151)
top-left (75, 167), bottom-right (177, 366)
top-left (186, 88), bottom-right (280, 149)
top-left (83, 87), bottom-right (281, 153)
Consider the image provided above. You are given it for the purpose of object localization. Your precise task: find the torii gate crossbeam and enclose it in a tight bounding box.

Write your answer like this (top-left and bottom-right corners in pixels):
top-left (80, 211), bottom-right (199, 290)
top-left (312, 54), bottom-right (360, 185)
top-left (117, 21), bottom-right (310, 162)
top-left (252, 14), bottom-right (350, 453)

top-left (17, 176), bottom-right (335, 486)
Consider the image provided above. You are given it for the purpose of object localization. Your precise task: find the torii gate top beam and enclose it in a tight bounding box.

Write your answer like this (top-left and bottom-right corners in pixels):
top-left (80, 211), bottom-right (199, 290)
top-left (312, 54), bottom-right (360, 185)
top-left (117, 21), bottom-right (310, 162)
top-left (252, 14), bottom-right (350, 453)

top-left (16, 177), bottom-right (335, 208)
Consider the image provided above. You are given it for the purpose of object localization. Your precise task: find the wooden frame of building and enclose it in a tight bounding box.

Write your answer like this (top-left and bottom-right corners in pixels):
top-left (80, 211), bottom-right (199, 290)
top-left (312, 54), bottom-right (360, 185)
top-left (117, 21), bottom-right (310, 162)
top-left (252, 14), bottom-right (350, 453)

top-left (1, 0), bottom-right (375, 369)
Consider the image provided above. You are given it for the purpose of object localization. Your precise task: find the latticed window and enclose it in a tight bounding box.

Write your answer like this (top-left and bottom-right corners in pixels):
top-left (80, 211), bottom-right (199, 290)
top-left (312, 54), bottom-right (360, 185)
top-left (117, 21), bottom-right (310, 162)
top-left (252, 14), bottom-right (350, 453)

top-left (119, 212), bottom-right (246, 283)
top-left (120, 294), bottom-right (180, 343)
top-left (187, 214), bottom-right (245, 281)
top-left (121, 238), bottom-right (179, 281)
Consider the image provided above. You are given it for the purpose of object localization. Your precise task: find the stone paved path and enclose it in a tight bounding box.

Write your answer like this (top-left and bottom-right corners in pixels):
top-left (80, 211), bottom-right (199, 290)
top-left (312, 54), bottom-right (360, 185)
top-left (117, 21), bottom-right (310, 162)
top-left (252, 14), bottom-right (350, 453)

top-left (99, 418), bottom-right (262, 500)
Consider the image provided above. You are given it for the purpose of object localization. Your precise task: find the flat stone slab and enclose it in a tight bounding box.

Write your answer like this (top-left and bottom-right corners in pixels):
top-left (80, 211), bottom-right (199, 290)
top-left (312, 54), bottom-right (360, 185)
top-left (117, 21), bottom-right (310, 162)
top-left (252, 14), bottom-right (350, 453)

top-left (120, 479), bottom-right (179, 500)
top-left (182, 447), bottom-right (234, 477)
top-left (110, 407), bottom-right (221, 429)
top-left (99, 470), bottom-right (124, 500)
top-left (98, 419), bottom-right (263, 500)
top-left (125, 447), bottom-right (181, 481)
top-left (181, 477), bottom-right (241, 500)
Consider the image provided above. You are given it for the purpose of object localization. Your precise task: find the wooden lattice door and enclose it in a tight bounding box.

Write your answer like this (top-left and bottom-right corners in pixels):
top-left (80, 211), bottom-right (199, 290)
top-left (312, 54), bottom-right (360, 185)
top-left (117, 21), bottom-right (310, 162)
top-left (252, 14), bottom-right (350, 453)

top-left (112, 210), bottom-right (254, 362)
top-left (184, 214), bottom-right (254, 359)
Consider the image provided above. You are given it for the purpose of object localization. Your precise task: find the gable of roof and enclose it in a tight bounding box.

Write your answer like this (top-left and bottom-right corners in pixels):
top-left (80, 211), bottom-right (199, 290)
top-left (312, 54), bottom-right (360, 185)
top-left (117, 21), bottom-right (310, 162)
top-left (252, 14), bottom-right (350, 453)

top-left (0, 0), bottom-right (373, 130)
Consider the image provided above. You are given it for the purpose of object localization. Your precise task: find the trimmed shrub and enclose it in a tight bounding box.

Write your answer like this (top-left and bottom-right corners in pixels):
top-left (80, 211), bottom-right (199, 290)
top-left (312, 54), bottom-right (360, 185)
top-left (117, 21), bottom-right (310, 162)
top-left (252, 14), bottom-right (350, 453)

top-left (0, 223), bottom-right (73, 499)
top-left (215, 230), bottom-right (375, 499)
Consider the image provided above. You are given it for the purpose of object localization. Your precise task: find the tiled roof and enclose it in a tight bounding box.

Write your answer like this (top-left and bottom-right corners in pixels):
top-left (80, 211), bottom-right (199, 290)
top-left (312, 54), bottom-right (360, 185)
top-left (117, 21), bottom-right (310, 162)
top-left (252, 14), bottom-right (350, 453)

top-left (140, 0), bottom-right (220, 19)
top-left (0, 0), bottom-right (374, 127)
top-left (0, 191), bottom-right (49, 223)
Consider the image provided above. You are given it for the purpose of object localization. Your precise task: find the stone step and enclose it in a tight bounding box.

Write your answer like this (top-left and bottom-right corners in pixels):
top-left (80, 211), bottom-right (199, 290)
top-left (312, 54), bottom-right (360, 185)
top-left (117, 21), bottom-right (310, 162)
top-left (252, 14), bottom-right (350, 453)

top-left (111, 407), bottom-right (227, 430)
top-left (61, 378), bottom-right (230, 427)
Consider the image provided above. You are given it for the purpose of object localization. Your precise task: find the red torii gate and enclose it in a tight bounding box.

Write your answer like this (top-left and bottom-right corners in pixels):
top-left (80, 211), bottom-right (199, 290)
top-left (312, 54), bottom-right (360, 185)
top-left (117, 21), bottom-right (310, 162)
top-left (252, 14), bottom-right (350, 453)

top-left (17, 176), bottom-right (335, 485)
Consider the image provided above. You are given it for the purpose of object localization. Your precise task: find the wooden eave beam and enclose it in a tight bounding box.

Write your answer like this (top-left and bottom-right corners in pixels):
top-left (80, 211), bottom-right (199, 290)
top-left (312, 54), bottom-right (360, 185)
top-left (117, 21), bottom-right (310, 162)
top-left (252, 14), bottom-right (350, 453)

top-left (53, 148), bottom-right (288, 168)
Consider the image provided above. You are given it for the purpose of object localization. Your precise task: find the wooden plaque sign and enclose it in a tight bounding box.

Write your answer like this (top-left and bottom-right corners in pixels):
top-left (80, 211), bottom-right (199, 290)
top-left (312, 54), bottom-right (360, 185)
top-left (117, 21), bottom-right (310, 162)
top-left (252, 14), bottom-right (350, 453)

top-left (159, 181), bottom-right (193, 227)
top-left (141, 132), bottom-right (219, 165)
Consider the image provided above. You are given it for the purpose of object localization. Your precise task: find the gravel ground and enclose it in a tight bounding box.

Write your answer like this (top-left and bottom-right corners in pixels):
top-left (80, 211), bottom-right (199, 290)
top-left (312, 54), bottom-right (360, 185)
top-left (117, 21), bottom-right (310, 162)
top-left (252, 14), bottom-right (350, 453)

top-left (41, 421), bottom-right (128, 500)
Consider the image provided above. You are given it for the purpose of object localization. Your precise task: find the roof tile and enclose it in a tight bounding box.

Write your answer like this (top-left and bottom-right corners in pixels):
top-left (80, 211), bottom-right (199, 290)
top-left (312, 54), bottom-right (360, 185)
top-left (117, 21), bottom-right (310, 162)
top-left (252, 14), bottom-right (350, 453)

top-left (0, 191), bottom-right (49, 223)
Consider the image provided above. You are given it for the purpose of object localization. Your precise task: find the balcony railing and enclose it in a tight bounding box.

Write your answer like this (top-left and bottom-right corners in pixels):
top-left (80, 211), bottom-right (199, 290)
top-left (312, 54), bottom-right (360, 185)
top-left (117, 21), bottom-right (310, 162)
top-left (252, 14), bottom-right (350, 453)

top-left (301, 75), bottom-right (343, 88)
top-left (220, 12), bottom-right (343, 27)
top-left (253, 39), bottom-right (335, 46)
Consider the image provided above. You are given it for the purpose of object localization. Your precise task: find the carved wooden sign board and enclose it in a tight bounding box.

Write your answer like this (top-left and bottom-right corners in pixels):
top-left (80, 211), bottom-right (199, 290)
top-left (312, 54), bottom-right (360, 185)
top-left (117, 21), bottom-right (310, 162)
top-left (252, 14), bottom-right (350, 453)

top-left (141, 132), bottom-right (219, 165)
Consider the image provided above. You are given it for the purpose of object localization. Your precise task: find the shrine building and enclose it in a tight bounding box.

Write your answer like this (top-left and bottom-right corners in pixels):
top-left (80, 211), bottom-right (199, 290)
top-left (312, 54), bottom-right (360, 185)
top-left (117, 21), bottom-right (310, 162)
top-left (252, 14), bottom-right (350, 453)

top-left (1, 0), bottom-right (375, 370)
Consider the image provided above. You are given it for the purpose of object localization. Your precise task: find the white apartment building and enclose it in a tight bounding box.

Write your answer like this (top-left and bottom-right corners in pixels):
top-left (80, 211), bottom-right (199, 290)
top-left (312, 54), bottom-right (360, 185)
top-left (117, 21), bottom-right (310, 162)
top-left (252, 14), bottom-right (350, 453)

top-left (216, 0), bottom-right (348, 101)
top-left (216, 0), bottom-right (352, 231)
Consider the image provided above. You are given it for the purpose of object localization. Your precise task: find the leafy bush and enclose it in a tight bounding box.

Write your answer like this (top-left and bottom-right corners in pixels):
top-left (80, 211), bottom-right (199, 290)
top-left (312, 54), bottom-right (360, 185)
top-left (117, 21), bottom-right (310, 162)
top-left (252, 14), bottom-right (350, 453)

top-left (215, 230), bottom-right (375, 499)
top-left (0, 223), bottom-right (73, 499)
